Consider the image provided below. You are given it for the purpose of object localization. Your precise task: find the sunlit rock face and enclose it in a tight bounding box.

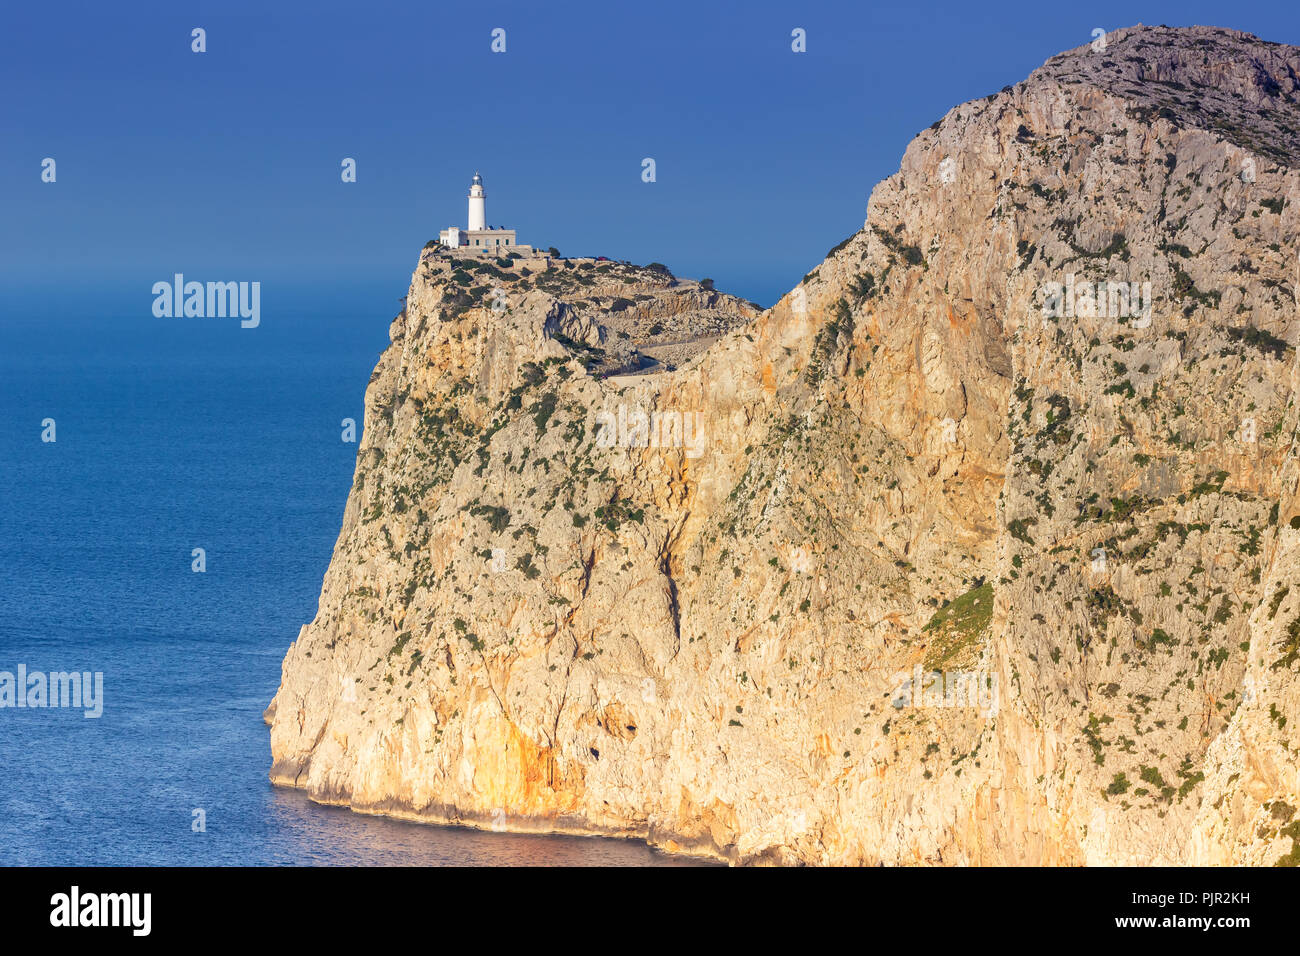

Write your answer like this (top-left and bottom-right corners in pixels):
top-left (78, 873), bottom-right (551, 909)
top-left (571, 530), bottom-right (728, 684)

top-left (269, 25), bottom-right (1300, 865)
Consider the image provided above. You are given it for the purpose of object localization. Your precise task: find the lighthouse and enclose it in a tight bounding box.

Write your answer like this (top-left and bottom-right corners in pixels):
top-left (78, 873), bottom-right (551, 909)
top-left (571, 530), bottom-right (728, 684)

top-left (467, 171), bottom-right (486, 231)
top-left (438, 172), bottom-right (529, 252)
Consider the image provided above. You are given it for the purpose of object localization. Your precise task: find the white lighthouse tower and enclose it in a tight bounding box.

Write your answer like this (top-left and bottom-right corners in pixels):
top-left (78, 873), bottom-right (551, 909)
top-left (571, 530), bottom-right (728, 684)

top-left (467, 171), bottom-right (486, 231)
top-left (438, 171), bottom-right (527, 252)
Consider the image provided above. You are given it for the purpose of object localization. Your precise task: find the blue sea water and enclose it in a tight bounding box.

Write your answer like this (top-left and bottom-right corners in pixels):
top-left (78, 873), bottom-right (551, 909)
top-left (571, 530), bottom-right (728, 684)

top-left (0, 285), bottom-right (697, 866)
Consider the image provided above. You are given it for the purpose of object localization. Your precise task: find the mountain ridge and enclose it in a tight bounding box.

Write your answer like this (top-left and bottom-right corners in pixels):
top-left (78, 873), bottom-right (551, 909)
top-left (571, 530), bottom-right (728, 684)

top-left (268, 24), bottom-right (1300, 865)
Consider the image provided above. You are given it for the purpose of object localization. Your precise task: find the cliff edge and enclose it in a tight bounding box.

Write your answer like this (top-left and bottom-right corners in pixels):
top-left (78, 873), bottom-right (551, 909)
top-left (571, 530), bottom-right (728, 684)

top-left (268, 25), bottom-right (1300, 865)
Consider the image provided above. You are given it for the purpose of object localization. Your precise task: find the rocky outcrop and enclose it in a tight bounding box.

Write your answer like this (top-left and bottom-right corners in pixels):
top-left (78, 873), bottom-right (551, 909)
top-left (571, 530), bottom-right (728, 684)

top-left (268, 25), bottom-right (1300, 864)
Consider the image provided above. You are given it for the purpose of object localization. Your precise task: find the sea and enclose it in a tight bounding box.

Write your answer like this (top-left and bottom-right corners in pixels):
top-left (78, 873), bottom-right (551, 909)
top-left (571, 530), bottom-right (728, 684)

top-left (0, 282), bottom-right (699, 866)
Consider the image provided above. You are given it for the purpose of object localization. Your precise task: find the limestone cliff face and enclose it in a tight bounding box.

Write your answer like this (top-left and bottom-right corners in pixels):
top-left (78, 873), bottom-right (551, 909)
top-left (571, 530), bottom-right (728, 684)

top-left (268, 25), bottom-right (1300, 864)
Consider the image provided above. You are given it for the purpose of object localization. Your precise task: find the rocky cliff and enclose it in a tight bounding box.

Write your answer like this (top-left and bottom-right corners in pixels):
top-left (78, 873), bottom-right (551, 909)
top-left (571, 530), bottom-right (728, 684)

top-left (268, 25), bottom-right (1300, 865)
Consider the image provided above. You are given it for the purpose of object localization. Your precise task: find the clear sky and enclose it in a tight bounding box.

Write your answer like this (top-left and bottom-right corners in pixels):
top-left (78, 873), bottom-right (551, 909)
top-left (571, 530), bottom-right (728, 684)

top-left (3, 0), bottom-right (1298, 309)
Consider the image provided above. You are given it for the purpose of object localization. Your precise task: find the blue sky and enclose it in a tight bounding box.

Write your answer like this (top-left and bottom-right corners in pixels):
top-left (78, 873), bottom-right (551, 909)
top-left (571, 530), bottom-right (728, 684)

top-left (3, 0), bottom-right (1298, 309)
